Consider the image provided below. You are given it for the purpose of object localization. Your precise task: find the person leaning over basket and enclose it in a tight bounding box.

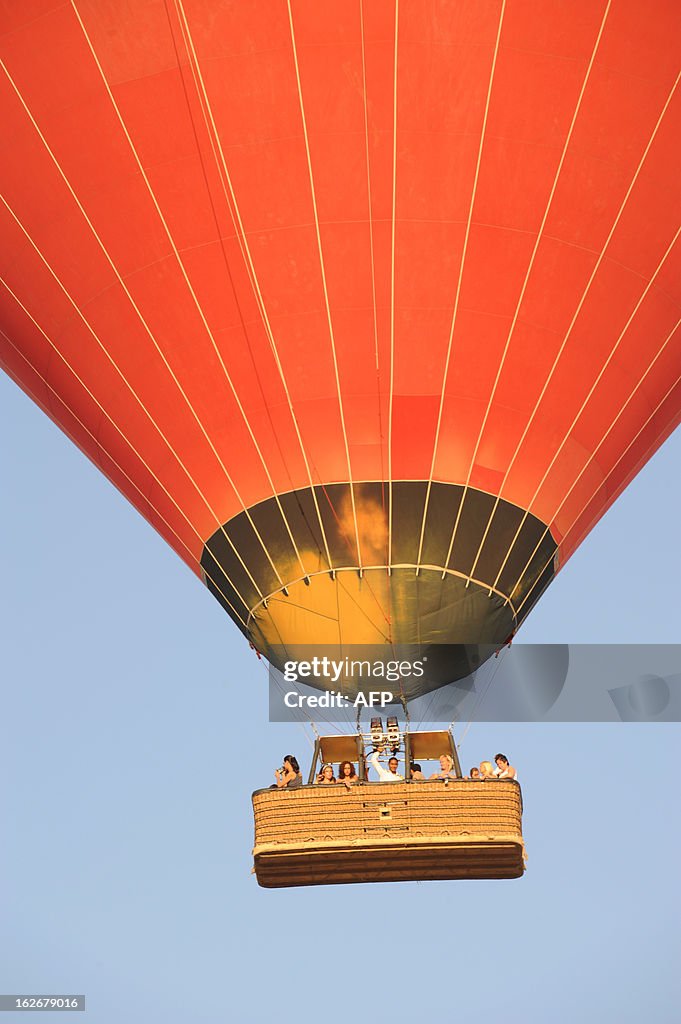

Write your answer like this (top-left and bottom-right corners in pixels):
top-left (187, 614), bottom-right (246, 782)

top-left (274, 755), bottom-right (303, 789)
top-left (493, 753), bottom-right (518, 781)
top-left (479, 760), bottom-right (496, 779)
top-left (337, 760), bottom-right (359, 790)
top-left (429, 753), bottom-right (457, 780)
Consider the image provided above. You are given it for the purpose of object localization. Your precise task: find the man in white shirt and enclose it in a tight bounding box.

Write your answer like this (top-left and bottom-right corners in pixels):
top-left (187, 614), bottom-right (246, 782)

top-left (369, 749), bottom-right (404, 781)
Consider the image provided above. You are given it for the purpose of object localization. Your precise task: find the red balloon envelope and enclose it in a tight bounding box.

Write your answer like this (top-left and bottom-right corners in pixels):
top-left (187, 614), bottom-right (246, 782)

top-left (1, 1), bottom-right (680, 680)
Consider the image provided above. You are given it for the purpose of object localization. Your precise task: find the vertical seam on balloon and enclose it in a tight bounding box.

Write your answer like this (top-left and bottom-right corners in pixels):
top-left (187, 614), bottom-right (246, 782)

top-left (0, 187), bottom-right (266, 604)
top-left (335, 564), bottom-right (344, 652)
top-left (285, 0), bottom-right (363, 571)
top-left (169, 0), bottom-right (335, 576)
top-left (65, 7), bottom-right (294, 591)
top-left (388, 0), bottom-right (399, 575)
top-left (0, 280), bottom-right (251, 627)
top-left (498, 223), bottom-right (681, 598)
top-left (514, 356), bottom-right (681, 621)
top-left (464, 0), bottom-right (613, 588)
top-left (485, 67), bottom-right (680, 593)
top-left (158, 3), bottom-right (316, 587)
top-left (359, 0), bottom-right (381, 378)
top-left (412, 0), bottom-right (507, 574)
top-left (359, 0), bottom-right (387, 531)
top-left (358, 3), bottom-right (395, 646)
top-left (510, 314), bottom-right (681, 613)
top-left (160, 0), bottom-right (318, 571)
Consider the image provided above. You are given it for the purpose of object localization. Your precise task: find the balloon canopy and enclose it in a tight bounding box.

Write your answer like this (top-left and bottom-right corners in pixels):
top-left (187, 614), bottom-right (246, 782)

top-left (1, 1), bottom-right (680, 685)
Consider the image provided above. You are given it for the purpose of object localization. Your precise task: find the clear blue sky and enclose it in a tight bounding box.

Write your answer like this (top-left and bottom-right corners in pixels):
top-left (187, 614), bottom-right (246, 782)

top-left (1, 373), bottom-right (679, 1023)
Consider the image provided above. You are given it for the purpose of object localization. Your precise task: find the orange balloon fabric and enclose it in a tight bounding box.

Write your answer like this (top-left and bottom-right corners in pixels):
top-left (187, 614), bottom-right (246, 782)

top-left (1, 1), bottom-right (680, 670)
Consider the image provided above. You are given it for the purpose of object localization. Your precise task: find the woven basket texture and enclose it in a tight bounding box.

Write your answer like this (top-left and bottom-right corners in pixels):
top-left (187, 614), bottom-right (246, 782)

top-left (253, 781), bottom-right (522, 846)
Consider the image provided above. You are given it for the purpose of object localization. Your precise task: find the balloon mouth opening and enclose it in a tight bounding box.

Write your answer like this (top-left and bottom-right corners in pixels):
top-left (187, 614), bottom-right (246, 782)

top-left (250, 568), bottom-right (514, 692)
top-left (200, 479), bottom-right (557, 681)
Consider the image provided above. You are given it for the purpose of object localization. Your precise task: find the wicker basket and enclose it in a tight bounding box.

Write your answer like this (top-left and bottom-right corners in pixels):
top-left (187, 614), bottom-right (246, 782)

top-left (253, 780), bottom-right (525, 887)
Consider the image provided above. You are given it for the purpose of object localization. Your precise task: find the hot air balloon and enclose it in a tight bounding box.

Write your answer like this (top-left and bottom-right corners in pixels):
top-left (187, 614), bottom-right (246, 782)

top-left (1, 1), bottom-right (679, 884)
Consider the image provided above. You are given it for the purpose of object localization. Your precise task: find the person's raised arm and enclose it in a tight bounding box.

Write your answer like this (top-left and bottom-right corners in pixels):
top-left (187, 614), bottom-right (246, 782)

top-left (369, 750), bottom-right (389, 782)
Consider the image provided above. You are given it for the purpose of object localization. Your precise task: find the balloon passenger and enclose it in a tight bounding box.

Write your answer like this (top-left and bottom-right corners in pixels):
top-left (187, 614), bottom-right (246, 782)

top-left (337, 760), bottom-right (359, 789)
top-left (274, 755), bottom-right (303, 789)
top-left (410, 762), bottom-right (425, 780)
top-left (369, 749), bottom-right (404, 782)
top-left (429, 753), bottom-right (457, 780)
top-left (479, 760), bottom-right (495, 779)
top-left (469, 766), bottom-right (481, 779)
top-left (316, 763), bottom-right (336, 785)
top-left (494, 753), bottom-right (518, 781)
